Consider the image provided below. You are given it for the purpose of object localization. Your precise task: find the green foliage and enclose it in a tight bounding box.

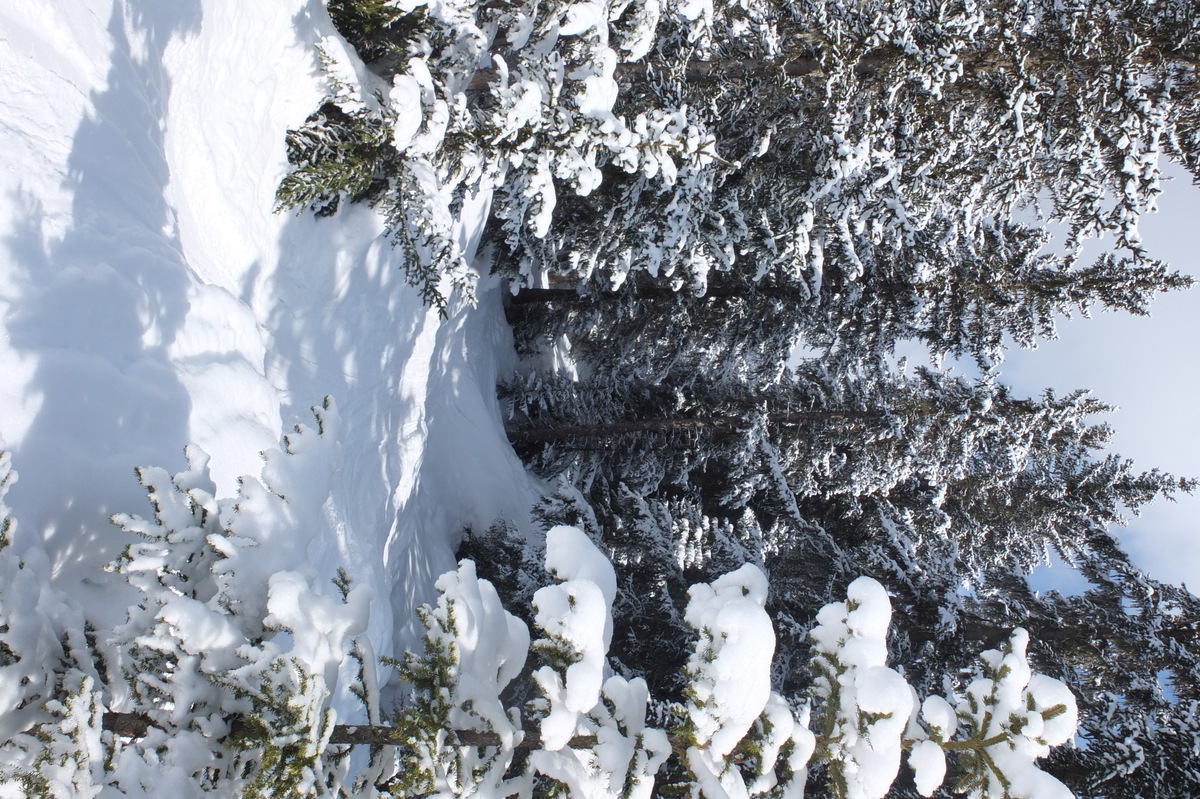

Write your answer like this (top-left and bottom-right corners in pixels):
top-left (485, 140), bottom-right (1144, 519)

top-left (275, 95), bottom-right (474, 316)
top-left (333, 567), bottom-right (354, 601)
top-left (531, 635), bottom-right (581, 677)
top-left (807, 651), bottom-right (843, 764)
top-left (227, 659), bottom-right (335, 799)
top-left (328, 0), bottom-right (403, 63)
top-left (380, 163), bottom-right (475, 316)
top-left (31, 673), bottom-right (105, 796)
top-left (275, 102), bottom-right (397, 218)
top-left (384, 604), bottom-right (461, 796)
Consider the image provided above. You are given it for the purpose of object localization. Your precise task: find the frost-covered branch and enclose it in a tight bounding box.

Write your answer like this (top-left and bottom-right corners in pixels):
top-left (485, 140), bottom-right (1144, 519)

top-left (2, 441), bottom-right (1083, 798)
top-left (279, 0), bottom-right (717, 310)
top-left (379, 529), bottom-right (1080, 798)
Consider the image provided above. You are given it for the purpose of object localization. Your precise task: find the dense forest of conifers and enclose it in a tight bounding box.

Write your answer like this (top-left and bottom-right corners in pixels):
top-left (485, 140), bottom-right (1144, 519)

top-left (281, 0), bottom-right (1200, 794)
top-left (4, 0), bottom-right (1199, 796)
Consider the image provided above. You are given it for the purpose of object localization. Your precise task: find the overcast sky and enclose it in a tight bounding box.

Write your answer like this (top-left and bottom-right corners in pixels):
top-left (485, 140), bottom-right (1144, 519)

top-left (1000, 163), bottom-right (1200, 593)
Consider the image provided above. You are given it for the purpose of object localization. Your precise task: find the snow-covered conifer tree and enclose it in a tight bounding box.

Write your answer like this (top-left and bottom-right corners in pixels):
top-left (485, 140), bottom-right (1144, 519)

top-left (526, 525), bottom-right (672, 799)
top-left (502, 0), bottom-right (1197, 373)
top-left (280, 0), bottom-right (717, 311)
top-left (681, 563), bottom-right (813, 799)
top-left (0, 452), bottom-right (106, 798)
top-left (387, 558), bottom-right (530, 797)
top-left (104, 401), bottom-right (373, 798)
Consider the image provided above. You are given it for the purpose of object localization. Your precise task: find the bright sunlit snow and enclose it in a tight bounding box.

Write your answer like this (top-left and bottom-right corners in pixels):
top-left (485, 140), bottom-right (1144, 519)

top-left (0, 0), bottom-right (539, 684)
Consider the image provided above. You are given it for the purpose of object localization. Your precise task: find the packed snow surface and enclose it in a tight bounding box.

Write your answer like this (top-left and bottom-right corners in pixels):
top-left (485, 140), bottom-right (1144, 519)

top-left (0, 0), bottom-right (539, 689)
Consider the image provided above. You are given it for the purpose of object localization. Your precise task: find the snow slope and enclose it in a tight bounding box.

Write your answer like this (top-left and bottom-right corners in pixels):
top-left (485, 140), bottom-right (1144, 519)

top-left (0, 0), bottom-right (538, 669)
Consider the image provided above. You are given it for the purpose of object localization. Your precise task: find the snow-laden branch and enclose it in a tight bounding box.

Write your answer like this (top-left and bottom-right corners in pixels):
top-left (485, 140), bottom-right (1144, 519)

top-left (5, 438), bottom-right (1080, 798)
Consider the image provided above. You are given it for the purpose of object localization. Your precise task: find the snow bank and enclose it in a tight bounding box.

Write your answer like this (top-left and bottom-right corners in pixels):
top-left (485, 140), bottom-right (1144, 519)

top-left (0, 0), bottom-right (540, 710)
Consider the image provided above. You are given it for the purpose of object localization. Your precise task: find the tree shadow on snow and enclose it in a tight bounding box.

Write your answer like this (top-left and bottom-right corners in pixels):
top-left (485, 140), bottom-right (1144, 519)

top-left (267, 178), bottom-right (538, 667)
top-left (3, 0), bottom-right (201, 623)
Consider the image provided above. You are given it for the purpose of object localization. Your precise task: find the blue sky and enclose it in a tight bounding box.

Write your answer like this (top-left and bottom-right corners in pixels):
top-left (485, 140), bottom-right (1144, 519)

top-left (1002, 164), bottom-right (1200, 592)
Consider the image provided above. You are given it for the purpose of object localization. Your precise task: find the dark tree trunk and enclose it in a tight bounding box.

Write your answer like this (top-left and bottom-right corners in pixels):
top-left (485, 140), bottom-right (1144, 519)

top-left (102, 712), bottom-right (696, 752)
top-left (507, 409), bottom-right (881, 445)
top-left (470, 42), bottom-right (1199, 93)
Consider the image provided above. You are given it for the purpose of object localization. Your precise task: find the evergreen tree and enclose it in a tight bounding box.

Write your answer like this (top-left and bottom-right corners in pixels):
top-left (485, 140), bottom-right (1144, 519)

top-left (501, 353), bottom-right (1197, 798)
top-left (969, 539), bottom-right (1200, 798)
top-left (279, 0), bottom-right (717, 312)
top-left (0, 453), bottom-right (106, 798)
top-left (272, 4), bottom-right (1200, 795)
top-left (498, 0), bottom-right (1197, 368)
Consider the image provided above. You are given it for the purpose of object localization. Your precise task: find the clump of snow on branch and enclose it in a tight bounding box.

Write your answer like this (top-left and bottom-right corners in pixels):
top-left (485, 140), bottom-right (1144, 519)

top-left (279, 0), bottom-right (718, 307)
top-left (808, 580), bottom-right (1081, 799)
top-left (437, 562), bottom-right (530, 749)
top-left (532, 525), bottom-right (618, 749)
top-left (683, 563), bottom-right (812, 799)
top-left (393, 558), bottom-right (531, 797)
top-left (908, 695), bottom-right (957, 796)
top-left (809, 576), bottom-right (915, 799)
top-left (948, 629), bottom-right (1079, 799)
top-left (105, 399), bottom-right (374, 797)
top-left (530, 525), bottom-right (671, 798)
top-left (265, 572), bottom-right (373, 693)
top-left (684, 564), bottom-right (774, 757)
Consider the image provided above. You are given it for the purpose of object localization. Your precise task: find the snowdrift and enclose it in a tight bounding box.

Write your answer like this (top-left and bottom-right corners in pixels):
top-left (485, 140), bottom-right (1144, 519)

top-left (0, 0), bottom-right (537, 673)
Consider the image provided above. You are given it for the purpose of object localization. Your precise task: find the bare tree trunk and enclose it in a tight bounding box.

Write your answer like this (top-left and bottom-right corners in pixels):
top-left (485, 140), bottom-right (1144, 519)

top-left (102, 712), bottom-right (690, 752)
top-left (507, 409), bottom-right (880, 445)
top-left (468, 42), bottom-right (1195, 93)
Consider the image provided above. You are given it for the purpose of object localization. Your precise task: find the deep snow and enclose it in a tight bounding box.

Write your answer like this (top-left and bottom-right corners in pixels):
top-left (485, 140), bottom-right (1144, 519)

top-left (0, 0), bottom-right (540, 674)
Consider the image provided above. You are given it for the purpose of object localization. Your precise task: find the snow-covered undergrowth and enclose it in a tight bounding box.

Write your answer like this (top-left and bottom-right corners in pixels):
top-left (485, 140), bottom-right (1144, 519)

top-left (2, 470), bottom-right (1078, 796)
